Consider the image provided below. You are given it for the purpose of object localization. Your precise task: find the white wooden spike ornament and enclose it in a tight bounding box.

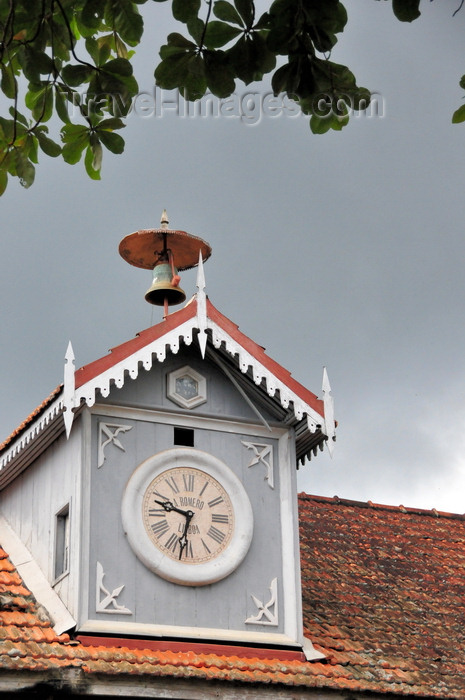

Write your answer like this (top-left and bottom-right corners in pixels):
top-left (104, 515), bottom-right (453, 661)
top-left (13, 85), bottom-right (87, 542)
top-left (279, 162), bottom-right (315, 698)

top-left (63, 341), bottom-right (75, 439)
top-left (196, 251), bottom-right (208, 358)
top-left (322, 367), bottom-right (335, 457)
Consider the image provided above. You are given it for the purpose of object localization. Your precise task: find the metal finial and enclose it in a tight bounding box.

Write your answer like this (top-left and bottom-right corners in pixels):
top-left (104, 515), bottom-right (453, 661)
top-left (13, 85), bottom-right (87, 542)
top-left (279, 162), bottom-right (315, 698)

top-left (160, 210), bottom-right (169, 229)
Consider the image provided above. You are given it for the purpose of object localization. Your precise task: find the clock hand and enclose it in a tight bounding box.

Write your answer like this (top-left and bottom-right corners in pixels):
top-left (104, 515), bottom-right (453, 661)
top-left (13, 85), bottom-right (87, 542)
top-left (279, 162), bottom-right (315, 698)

top-left (154, 499), bottom-right (192, 518)
top-left (178, 510), bottom-right (194, 560)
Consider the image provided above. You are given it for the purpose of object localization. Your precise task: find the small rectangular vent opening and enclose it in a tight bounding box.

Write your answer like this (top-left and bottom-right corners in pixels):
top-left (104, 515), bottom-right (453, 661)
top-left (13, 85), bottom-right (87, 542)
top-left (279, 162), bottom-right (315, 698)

top-left (174, 427), bottom-right (194, 447)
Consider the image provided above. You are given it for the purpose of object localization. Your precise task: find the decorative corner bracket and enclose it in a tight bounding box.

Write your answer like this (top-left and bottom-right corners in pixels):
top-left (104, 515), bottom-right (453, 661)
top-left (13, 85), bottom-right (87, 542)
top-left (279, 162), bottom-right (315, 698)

top-left (242, 441), bottom-right (274, 489)
top-left (96, 562), bottom-right (132, 615)
top-left (98, 422), bottom-right (133, 467)
top-left (246, 577), bottom-right (278, 626)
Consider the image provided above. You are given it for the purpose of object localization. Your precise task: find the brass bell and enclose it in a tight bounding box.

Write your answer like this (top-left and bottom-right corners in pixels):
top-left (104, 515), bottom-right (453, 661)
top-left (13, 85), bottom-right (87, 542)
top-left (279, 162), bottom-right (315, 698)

top-left (144, 262), bottom-right (186, 307)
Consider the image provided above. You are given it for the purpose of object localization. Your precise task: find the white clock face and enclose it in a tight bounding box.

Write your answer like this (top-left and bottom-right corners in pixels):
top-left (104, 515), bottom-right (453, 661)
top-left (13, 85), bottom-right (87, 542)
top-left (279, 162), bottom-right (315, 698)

top-left (122, 448), bottom-right (253, 586)
top-left (142, 466), bottom-right (235, 564)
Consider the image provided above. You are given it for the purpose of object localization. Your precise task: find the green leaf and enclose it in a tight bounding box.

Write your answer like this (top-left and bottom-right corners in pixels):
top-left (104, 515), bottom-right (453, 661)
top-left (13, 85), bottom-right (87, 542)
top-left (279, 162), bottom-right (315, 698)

top-left (392, 0), bottom-right (420, 22)
top-left (61, 125), bottom-right (90, 164)
top-left (9, 108), bottom-right (28, 127)
top-left (81, 0), bottom-right (105, 29)
top-left (227, 33), bottom-right (276, 84)
top-left (26, 85), bottom-right (54, 122)
top-left (214, 1), bottom-right (244, 26)
top-left (98, 117), bottom-right (126, 130)
top-left (84, 141), bottom-right (102, 179)
top-left (98, 129), bottom-right (125, 153)
top-left (310, 113), bottom-right (332, 134)
top-left (1, 64), bottom-right (16, 99)
top-left (155, 54), bottom-right (195, 90)
top-left (203, 21), bottom-right (242, 49)
top-left (271, 61), bottom-right (300, 96)
top-left (15, 150), bottom-right (35, 188)
top-left (0, 169), bottom-right (7, 196)
top-left (16, 46), bottom-right (41, 83)
top-left (204, 51), bottom-right (235, 98)
top-left (173, 0), bottom-right (201, 23)
top-left (101, 57), bottom-right (133, 77)
top-left (234, 0), bottom-right (254, 27)
top-left (62, 64), bottom-right (94, 87)
top-left (55, 86), bottom-right (72, 123)
top-left (105, 0), bottom-right (144, 46)
top-left (460, 75), bottom-right (465, 91)
top-left (452, 103), bottom-right (465, 124)
top-left (187, 17), bottom-right (205, 44)
top-left (26, 134), bottom-right (39, 164)
top-left (36, 131), bottom-right (62, 157)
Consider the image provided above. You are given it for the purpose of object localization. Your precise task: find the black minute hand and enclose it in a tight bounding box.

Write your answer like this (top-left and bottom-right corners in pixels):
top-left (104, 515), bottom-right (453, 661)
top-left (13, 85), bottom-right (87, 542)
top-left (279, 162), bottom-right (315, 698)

top-left (154, 499), bottom-right (191, 518)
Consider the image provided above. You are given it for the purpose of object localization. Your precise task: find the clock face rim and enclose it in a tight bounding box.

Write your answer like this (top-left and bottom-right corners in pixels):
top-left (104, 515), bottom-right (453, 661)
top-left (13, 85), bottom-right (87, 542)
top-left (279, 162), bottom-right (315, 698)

top-left (121, 447), bottom-right (254, 586)
top-left (142, 465), bottom-right (235, 565)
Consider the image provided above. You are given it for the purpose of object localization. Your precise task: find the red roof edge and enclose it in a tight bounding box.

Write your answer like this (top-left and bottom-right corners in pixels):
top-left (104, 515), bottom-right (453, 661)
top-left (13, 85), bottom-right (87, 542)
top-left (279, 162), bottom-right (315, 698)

top-left (207, 300), bottom-right (325, 419)
top-left (0, 384), bottom-right (62, 454)
top-left (299, 493), bottom-right (465, 520)
top-left (76, 635), bottom-right (307, 662)
top-left (75, 302), bottom-right (197, 389)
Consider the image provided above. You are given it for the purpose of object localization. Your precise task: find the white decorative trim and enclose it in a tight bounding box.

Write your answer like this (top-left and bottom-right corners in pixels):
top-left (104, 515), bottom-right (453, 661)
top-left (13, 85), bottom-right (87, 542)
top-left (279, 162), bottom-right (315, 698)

top-left (79, 618), bottom-right (297, 647)
top-left (206, 316), bottom-right (323, 429)
top-left (98, 422), bottom-right (132, 468)
top-left (73, 318), bottom-right (195, 410)
top-left (242, 441), bottom-right (274, 489)
top-left (0, 394), bottom-right (64, 471)
top-left (0, 515), bottom-right (76, 635)
top-left (96, 562), bottom-right (132, 614)
top-left (302, 637), bottom-right (326, 661)
top-left (68, 303), bottom-right (323, 431)
top-left (1, 298), bottom-right (326, 471)
top-left (246, 578), bottom-right (278, 626)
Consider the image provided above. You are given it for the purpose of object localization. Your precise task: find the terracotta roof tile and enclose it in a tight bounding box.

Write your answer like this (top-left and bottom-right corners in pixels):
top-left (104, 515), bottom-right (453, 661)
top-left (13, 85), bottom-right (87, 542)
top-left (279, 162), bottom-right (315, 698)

top-left (1, 495), bottom-right (464, 696)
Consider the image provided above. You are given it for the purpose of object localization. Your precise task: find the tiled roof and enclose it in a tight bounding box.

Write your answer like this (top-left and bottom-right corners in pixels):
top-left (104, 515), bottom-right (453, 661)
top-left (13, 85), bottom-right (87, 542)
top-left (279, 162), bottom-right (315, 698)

top-left (1, 496), bottom-right (464, 697)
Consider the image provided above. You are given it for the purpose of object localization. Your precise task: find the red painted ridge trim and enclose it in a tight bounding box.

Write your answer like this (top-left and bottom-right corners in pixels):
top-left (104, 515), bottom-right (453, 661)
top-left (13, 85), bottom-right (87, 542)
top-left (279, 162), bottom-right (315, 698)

top-left (76, 635), bottom-right (306, 662)
top-left (75, 303), bottom-right (197, 389)
top-left (207, 300), bottom-right (324, 419)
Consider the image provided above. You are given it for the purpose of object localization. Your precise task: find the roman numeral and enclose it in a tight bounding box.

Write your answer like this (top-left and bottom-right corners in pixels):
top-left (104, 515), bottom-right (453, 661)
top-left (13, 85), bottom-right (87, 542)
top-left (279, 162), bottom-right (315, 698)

top-left (183, 473), bottom-right (195, 492)
top-left (153, 490), bottom-right (169, 502)
top-left (207, 526), bottom-right (225, 544)
top-left (165, 477), bottom-right (179, 494)
top-left (211, 513), bottom-right (229, 524)
top-left (208, 496), bottom-right (224, 508)
top-left (199, 481), bottom-right (208, 498)
top-left (201, 538), bottom-right (211, 554)
top-left (165, 533), bottom-right (179, 553)
top-left (151, 520), bottom-right (169, 538)
top-left (148, 508), bottom-right (166, 517)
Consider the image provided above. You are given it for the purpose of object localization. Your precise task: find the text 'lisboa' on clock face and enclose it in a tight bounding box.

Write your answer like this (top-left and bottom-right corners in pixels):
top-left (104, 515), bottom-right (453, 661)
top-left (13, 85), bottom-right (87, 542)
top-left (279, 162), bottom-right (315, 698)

top-left (142, 467), bottom-right (235, 564)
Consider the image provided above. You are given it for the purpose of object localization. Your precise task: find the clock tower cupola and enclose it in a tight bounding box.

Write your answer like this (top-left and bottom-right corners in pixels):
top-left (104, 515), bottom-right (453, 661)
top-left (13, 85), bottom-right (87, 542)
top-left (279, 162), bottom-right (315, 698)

top-left (0, 213), bottom-right (335, 660)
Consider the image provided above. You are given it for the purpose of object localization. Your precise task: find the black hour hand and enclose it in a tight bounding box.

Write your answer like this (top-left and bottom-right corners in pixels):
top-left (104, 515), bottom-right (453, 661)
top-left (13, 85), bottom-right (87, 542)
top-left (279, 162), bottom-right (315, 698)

top-left (178, 511), bottom-right (194, 560)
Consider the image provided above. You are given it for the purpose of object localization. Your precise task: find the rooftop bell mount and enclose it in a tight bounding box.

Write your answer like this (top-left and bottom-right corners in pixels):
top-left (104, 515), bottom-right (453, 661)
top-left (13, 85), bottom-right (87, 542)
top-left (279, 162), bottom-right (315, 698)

top-left (119, 211), bottom-right (212, 317)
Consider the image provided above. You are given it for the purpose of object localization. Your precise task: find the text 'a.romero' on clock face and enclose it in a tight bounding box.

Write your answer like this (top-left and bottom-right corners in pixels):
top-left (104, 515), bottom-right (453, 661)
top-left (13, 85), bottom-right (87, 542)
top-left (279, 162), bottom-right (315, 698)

top-left (142, 467), bottom-right (235, 565)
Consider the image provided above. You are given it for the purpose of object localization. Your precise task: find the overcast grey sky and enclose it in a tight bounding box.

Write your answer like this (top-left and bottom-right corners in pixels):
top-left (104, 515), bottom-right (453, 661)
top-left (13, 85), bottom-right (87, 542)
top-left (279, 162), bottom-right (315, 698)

top-left (1, 1), bottom-right (464, 513)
